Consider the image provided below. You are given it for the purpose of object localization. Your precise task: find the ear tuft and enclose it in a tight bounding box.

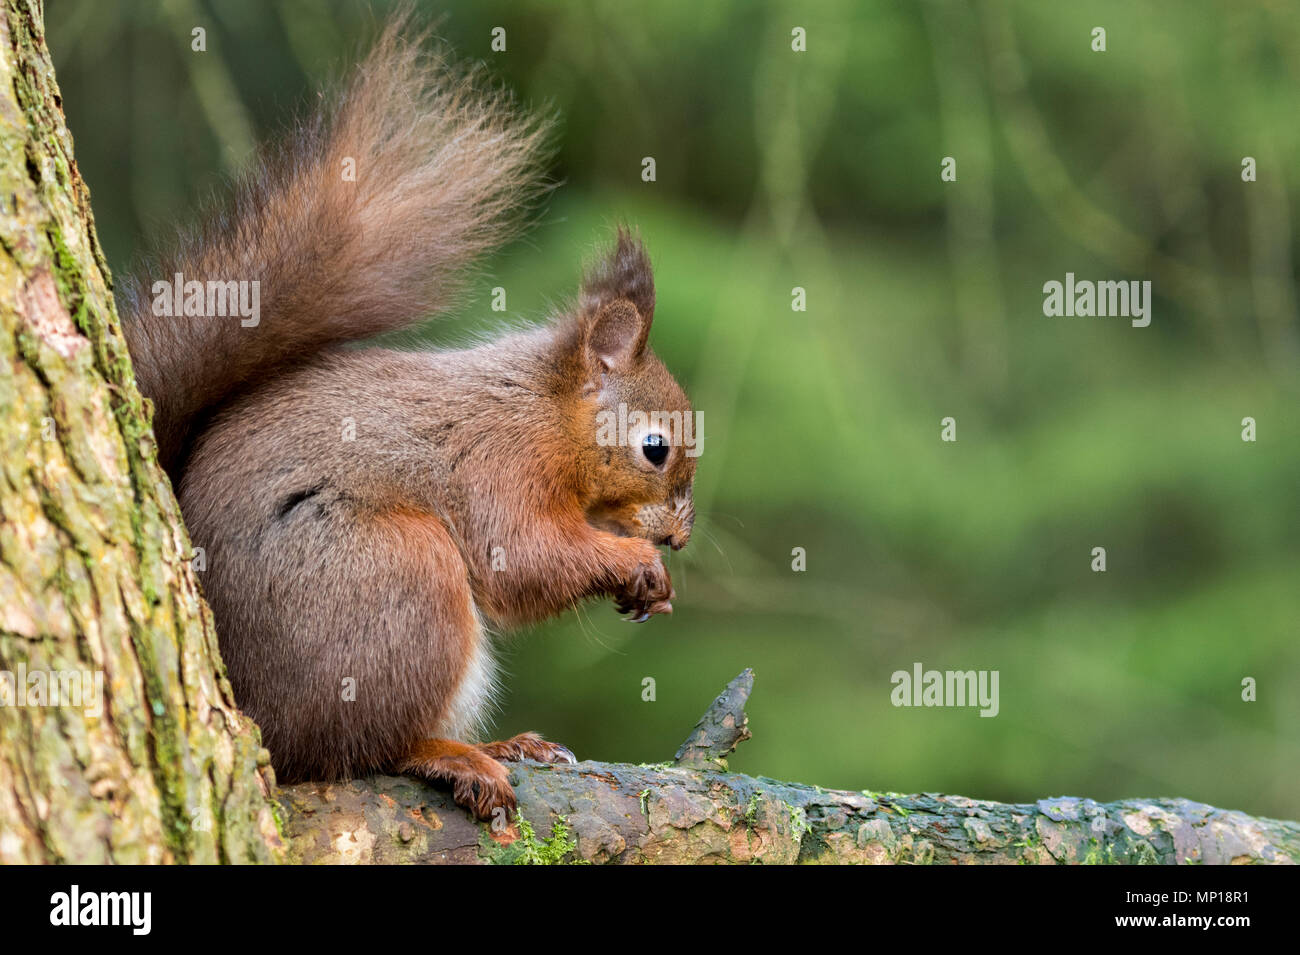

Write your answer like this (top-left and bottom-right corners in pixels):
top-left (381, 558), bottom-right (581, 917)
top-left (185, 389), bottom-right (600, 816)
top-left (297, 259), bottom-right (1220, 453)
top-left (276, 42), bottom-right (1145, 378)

top-left (580, 226), bottom-right (655, 321)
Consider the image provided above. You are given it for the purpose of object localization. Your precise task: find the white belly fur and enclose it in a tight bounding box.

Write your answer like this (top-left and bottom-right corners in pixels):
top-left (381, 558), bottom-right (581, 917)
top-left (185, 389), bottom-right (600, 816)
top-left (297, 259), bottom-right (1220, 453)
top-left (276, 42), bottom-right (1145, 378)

top-left (434, 609), bottom-right (498, 742)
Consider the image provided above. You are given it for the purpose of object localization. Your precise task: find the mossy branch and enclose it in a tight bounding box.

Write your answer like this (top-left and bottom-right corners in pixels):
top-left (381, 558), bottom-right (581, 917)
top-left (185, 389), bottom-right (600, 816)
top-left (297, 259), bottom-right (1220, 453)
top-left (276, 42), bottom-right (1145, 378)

top-left (278, 670), bottom-right (1299, 865)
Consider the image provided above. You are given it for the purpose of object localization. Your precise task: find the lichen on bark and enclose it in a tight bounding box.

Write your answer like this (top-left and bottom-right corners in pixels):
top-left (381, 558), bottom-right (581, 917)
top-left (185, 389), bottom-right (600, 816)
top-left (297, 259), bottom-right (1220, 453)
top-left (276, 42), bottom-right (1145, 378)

top-left (279, 672), bottom-right (1300, 864)
top-left (0, 0), bottom-right (280, 864)
top-left (280, 761), bottom-right (1300, 865)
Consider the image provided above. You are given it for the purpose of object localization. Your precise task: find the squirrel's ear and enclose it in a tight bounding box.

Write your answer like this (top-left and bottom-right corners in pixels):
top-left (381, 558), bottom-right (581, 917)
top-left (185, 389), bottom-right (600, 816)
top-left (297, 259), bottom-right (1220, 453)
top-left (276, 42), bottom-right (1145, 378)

top-left (579, 228), bottom-right (655, 371)
top-left (585, 299), bottom-right (649, 372)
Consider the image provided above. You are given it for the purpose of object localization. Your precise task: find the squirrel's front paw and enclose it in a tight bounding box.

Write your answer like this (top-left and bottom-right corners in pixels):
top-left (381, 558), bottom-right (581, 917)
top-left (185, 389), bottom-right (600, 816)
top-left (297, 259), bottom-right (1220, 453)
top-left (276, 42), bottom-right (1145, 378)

top-left (479, 732), bottom-right (577, 765)
top-left (614, 555), bottom-right (675, 622)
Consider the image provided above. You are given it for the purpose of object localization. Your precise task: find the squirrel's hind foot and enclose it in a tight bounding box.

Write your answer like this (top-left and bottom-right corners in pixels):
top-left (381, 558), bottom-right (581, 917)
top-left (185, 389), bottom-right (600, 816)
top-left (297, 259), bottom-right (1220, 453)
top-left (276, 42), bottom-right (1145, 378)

top-left (397, 733), bottom-right (576, 819)
top-left (398, 738), bottom-right (516, 820)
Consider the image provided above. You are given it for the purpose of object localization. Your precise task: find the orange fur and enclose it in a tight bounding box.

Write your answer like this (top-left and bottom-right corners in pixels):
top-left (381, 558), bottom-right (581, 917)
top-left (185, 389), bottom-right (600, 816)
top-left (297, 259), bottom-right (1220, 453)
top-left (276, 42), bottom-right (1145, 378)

top-left (122, 17), bottom-right (694, 821)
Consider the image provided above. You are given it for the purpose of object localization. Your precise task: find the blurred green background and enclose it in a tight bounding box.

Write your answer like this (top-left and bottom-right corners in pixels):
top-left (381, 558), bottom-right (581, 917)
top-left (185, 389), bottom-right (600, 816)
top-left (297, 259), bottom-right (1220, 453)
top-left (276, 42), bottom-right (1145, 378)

top-left (48, 0), bottom-right (1298, 818)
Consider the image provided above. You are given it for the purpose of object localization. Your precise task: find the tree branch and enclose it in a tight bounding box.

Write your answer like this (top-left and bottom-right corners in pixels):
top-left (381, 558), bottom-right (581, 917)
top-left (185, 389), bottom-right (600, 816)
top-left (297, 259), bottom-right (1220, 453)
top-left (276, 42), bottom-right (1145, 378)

top-left (278, 672), bottom-right (1300, 864)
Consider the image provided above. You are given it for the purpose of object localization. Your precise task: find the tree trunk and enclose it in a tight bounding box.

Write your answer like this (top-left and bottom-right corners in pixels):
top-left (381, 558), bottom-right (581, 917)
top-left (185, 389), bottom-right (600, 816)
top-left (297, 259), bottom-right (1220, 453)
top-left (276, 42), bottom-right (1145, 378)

top-left (0, 0), bottom-right (281, 864)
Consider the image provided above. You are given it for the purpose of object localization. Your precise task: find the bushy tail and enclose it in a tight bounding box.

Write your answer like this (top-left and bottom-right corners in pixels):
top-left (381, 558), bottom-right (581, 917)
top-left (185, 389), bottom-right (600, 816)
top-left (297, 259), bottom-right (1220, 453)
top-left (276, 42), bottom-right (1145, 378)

top-left (121, 15), bottom-right (552, 472)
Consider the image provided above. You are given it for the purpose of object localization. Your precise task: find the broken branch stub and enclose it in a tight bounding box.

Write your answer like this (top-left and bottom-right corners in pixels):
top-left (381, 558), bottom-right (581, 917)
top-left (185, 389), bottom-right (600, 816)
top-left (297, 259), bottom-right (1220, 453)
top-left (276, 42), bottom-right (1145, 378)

top-left (672, 668), bottom-right (754, 770)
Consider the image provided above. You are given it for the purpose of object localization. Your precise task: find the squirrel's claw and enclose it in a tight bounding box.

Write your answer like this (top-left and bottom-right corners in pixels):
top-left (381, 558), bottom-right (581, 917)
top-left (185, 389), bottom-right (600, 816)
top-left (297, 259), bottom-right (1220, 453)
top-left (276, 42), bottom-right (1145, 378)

top-left (622, 599), bottom-right (672, 622)
top-left (615, 557), bottom-right (674, 621)
top-left (477, 732), bottom-right (577, 766)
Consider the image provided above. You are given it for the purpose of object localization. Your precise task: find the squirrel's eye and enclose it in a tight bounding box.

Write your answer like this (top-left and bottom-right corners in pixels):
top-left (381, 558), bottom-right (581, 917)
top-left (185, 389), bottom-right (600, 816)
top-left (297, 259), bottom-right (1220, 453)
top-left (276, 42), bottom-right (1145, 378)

top-left (642, 433), bottom-right (669, 467)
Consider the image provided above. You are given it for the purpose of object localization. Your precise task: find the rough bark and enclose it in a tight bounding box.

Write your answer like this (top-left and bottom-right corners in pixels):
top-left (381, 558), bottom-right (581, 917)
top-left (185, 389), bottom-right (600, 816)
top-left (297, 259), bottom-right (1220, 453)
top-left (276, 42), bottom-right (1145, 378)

top-left (0, 0), bottom-right (281, 863)
top-left (672, 667), bottom-right (752, 770)
top-left (280, 672), bottom-right (1300, 865)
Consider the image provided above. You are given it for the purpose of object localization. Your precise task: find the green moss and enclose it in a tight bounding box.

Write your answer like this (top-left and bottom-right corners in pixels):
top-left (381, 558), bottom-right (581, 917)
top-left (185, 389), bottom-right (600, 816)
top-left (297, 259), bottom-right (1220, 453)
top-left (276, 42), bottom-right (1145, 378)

top-left (743, 791), bottom-right (761, 826)
top-left (1014, 833), bottom-right (1045, 864)
top-left (489, 814), bottom-right (586, 865)
top-left (1082, 837), bottom-right (1119, 865)
top-left (862, 790), bottom-right (913, 817)
top-left (0, 0), bottom-right (282, 865)
top-left (1128, 841), bottom-right (1160, 865)
top-left (786, 803), bottom-right (810, 840)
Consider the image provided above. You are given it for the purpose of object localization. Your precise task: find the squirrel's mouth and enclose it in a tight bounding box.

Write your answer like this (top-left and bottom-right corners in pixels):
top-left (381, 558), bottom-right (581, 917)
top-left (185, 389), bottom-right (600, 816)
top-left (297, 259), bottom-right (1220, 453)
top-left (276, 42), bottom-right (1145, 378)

top-left (586, 509), bottom-right (673, 547)
top-left (587, 502), bottom-right (687, 549)
top-left (595, 523), bottom-right (684, 551)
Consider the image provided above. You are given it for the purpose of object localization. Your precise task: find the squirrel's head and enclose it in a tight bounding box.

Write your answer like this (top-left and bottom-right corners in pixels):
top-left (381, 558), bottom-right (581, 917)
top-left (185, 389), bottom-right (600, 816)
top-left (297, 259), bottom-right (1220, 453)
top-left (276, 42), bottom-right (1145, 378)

top-left (567, 229), bottom-right (697, 551)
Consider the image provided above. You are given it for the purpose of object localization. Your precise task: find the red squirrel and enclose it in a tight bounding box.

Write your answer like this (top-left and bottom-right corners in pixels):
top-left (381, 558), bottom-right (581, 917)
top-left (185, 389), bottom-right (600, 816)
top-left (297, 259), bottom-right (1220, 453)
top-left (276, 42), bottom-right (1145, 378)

top-left (119, 19), bottom-right (696, 819)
